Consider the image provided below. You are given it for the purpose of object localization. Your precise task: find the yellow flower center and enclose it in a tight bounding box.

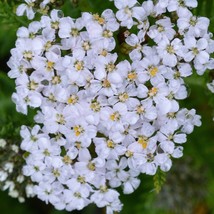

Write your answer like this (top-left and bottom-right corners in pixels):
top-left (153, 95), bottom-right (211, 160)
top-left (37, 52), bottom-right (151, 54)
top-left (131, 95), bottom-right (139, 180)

top-left (102, 79), bottom-right (111, 88)
top-left (71, 28), bottom-right (79, 37)
top-left (51, 21), bottom-right (59, 29)
top-left (136, 105), bottom-right (144, 114)
top-left (90, 100), bottom-right (101, 112)
top-left (127, 72), bottom-right (137, 81)
top-left (51, 75), bottom-right (61, 85)
top-left (48, 93), bottom-right (56, 102)
top-left (157, 25), bottom-right (164, 32)
top-left (106, 62), bottom-right (115, 72)
top-left (87, 162), bottom-right (96, 171)
top-left (107, 140), bottom-right (115, 148)
top-left (75, 141), bottom-right (82, 149)
top-left (103, 30), bottom-right (113, 38)
top-left (44, 41), bottom-right (52, 51)
top-left (52, 169), bottom-right (60, 177)
top-left (118, 92), bottom-right (129, 102)
top-left (100, 49), bottom-right (108, 56)
top-left (148, 87), bottom-right (158, 97)
top-left (73, 125), bottom-right (84, 136)
top-left (93, 14), bottom-right (105, 25)
top-left (63, 155), bottom-right (73, 164)
top-left (125, 150), bottom-right (133, 157)
top-left (124, 6), bottom-right (132, 17)
top-left (82, 41), bottom-right (90, 51)
top-left (110, 111), bottom-right (121, 121)
top-left (28, 81), bottom-right (38, 90)
top-left (23, 51), bottom-right (33, 61)
top-left (74, 61), bottom-right (84, 71)
top-left (138, 136), bottom-right (148, 149)
top-left (166, 45), bottom-right (175, 54)
top-left (77, 175), bottom-right (86, 184)
top-left (67, 95), bottom-right (78, 104)
top-left (56, 114), bottom-right (65, 125)
top-left (149, 66), bottom-right (158, 77)
top-left (46, 61), bottom-right (55, 71)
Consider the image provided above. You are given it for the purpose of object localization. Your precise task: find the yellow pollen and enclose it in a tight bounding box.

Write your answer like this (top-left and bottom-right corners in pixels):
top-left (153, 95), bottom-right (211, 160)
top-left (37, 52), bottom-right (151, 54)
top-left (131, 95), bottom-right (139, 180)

top-left (192, 47), bottom-right (199, 55)
top-left (157, 25), bottom-right (164, 32)
top-left (73, 125), bottom-right (84, 137)
top-left (43, 149), bottom-right (50, 156)
top-left (100, 49), bottom-right (108, 56)
top-left (127, 72), bottom-right (137, 81)
top-left (102, 79), bottom-right (111, 88)
top-left (74, 61), bottom-right (84, 71)
top-left (125, 150), bottom-right (133, 157)
top-left (56, 114), bottom-right (65, 125)
top-left (90, 101), bottom-right (101, 112)
top-left (189, 17), bottom-right (197, 26)
top-left (98, 17), bottom-right (105, 25)
top-left (44, 41), bottom-right (52, 50)
top-left (67, 95), bottom-right (78, 104)
top-left (148, 87), bottom-right (158, 97)
top-left (149, 67), bottom-right (158, 77)
top-left (48, 93), bottom-right (56, 102)
top-left (51, 21), bottom-right (59, 29)
top-left (167, 112), bottom-right (176, 118)
top-left (51, 75), bottom-right (61, 84)
top-left (52, 169), bottom-right (60, 177)
top-left (88, 162), bottom-right (96, 171)
top-left (93, 14), bottom-right (105, 25)
top-left (166, 45), bottom-right (175, 54)
top-left (46, 61), bottom-right (55, 70)
top-left (174, 70), bottom-right (181, 79)
top-left (77, 175), bottom-right (86, 184)
top-left (138, 136), bottom-right (148, 149)
top-left (71, 28), bottom-right (79, 37)
top-left (29, 33), bottom-right (35, 39)
top-left (136, 105), bottom-right (144, 114)
top-left (107, 140), bottom-right (115, 148)
top-left (23, 51), bottom-right (33, 61)
top-left (75, 141), bottom-right (82, 149)
top-left (100, 185), bottom-right (108, 193)
top-left (119, 93), bottom-right (129, 102)
top-left (74, 192), bottom-right (81, 198)
top-left (106, 63), bottom-right (115, 72)
top-left (63, 155), bottom-right (72, 164)
top-left (82, 41), bottom-right (90, 51)
top-left (124, 6), bottom-right (132, 17)
top-left (168, 134), bottom-right (173, 141)
top-left (28, 81), bottom-right (38, 90)
top-left (103, 30), bottom-right (113, 38)
top-left (110, 112), bottom-right (120, 121)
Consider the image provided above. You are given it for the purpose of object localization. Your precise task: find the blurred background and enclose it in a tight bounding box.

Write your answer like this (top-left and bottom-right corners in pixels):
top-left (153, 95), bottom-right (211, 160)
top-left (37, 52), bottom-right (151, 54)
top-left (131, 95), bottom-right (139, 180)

top-left (0, 0), bottom-right (214, 213)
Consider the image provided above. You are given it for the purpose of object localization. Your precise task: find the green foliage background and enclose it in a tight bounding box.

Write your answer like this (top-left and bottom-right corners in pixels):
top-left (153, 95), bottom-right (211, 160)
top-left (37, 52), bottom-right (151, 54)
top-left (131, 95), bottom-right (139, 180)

top-left (0, 0), bottom-right (214, 213)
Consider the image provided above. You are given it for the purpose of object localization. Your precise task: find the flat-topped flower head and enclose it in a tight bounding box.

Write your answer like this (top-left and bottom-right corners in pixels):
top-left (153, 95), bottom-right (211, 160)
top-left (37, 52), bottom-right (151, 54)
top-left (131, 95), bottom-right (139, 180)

top-left (8, 0), bottom-right (214, 212)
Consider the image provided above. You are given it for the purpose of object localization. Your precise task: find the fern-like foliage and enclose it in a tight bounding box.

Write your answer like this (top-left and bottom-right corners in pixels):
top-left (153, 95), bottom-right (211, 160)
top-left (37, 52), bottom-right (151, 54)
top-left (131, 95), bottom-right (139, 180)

top-left (153, 169), bottom-right (166, 194)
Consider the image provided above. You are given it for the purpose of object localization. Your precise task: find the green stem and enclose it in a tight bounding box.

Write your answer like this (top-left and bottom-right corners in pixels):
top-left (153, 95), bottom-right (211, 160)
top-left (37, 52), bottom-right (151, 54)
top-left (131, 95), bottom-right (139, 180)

top-left (102, 207), bottom-right (106, 214)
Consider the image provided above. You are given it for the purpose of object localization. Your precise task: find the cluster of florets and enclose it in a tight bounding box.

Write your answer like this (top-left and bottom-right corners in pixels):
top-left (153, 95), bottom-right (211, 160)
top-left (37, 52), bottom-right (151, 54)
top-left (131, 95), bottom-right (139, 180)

top-left (8, 0), bottom-right (214, 213)
top-left (16, 0), bottom-right (62, 20)
top-left (0, 139), bottom-right (34, 202)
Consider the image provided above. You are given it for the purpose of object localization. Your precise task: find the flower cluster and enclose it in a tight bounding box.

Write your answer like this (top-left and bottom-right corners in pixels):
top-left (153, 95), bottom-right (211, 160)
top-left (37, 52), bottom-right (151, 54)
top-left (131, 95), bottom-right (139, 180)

top-left (8, 0), bottom-right (214, 213)
top-left (16, 0), bottom-right (63, 19)
top-left (0, 139), bottom-right (34, 202)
